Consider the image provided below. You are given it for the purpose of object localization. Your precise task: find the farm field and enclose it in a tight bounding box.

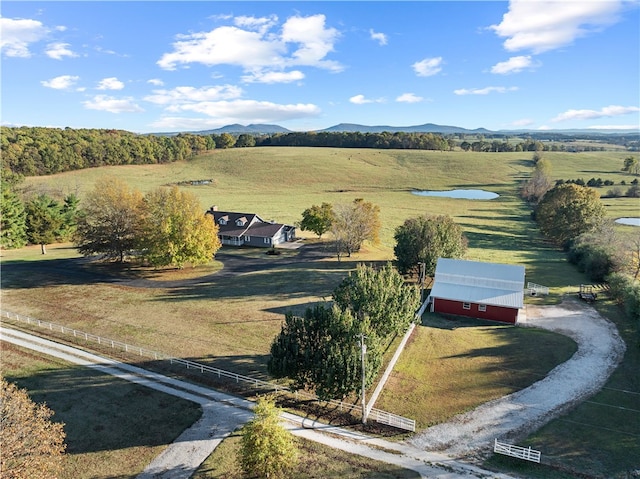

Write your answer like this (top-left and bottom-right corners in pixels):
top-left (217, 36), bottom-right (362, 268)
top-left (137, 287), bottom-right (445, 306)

top-left (3, 147), bottom-right (638, 478)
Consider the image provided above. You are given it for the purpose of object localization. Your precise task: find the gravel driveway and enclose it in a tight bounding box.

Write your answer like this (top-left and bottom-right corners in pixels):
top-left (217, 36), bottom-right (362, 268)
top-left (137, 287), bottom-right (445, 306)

top-left (409, 298), bottom-right (626, 458)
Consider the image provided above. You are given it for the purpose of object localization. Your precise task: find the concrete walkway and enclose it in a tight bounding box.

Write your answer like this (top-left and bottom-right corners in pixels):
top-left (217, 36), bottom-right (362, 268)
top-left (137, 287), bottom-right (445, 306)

top-left (1, 326), bottom-right (516, 479)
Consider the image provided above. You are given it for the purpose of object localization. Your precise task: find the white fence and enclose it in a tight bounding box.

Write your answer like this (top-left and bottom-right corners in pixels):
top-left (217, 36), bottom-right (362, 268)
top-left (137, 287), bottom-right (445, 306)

top-left (526, 282), bottom-right (549, 296)
top-left (1, 310), bottom-right (415, 432)
top-left (494, 439), bottom-right (541, 463)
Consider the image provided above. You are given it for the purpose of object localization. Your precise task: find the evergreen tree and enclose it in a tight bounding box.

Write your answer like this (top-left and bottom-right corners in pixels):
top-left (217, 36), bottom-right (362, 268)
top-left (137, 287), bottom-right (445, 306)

top-left (25, 194), bottom-right (64, 254)
top-left (0, 180), bottom-right (27, 249)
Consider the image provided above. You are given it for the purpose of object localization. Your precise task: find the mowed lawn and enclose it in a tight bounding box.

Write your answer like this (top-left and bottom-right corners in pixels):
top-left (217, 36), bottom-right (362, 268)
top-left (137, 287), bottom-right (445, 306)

top-left (2, 343), bottom-right (202, 479)
top-left (3, 147), bottom-right (638, 478)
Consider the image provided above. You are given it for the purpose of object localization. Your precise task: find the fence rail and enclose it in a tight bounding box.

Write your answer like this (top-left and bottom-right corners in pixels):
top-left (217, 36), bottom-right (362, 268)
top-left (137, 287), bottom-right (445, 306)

top-left (1, 310), bottom-right (415, 432)
top-left (494, 439), bottom-right (541, 463)
top-left (526, 282), bottom-right (549, 296)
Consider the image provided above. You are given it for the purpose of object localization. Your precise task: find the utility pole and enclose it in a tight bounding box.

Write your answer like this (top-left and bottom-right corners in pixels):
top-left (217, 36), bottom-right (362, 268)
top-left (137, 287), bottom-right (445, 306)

top-left (358, 333), bottom-right (368, 425)
top-left (418, 262), bottom-right (425, 303)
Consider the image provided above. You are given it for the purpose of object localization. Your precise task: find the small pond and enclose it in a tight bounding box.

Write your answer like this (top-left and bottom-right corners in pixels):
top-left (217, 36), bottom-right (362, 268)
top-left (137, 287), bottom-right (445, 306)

top-left (615, 217), bottom-right (640, 226)
top-left (412, 189), bottom-right (499, 200)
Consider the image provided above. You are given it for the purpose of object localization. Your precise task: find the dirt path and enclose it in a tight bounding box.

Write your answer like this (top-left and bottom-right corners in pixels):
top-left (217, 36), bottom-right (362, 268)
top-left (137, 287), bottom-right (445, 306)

top-left (409, 298), bottom-right (626, 459)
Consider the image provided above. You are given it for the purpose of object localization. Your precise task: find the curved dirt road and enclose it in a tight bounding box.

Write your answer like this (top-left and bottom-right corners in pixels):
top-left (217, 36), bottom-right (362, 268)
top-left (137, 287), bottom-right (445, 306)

top-left (1, 326), bottom-right (517, 479)
top-left (410, 298), bottom-right (626, 458)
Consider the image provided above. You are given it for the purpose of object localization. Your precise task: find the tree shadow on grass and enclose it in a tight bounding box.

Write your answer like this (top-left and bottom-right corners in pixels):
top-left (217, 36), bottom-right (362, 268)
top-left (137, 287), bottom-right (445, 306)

top-left (3, 357), bottom-right (202, 455)
top-left (437, 326), bottom-right (577, 389)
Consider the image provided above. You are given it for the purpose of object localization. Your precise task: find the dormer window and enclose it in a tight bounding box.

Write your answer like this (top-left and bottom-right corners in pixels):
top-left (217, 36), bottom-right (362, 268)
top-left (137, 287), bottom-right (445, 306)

top-left (218, 215), bottom-right (229, 225)
top-left (236, 217), bottom-right (247, 226)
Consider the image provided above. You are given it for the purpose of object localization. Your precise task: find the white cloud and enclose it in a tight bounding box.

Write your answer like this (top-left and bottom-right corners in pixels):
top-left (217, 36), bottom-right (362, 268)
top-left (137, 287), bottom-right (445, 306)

top-left (234, 15), bottom-right (278, 34)
top-left (349, 94), bottom-right (385, 105)
top-left (490, 0), bottom-right (626, 54)
top-left (144, 85), bottom-right (243, 105)
top-left (491, 55), bottom-right (538, 74)
top-left (147, 78), bottom-right (164, 86)
top-left (396, 93), bottom-right (423, 103)
top-left (281, 15), bottom-right (342, 70)
top-left (1, 17), bottom-right (49, 57)
top-left (454, 86), bottom-right (519, 95)
top-left (552, 105), bottom-right (640, 122)
top-left (83, 95), bottom-right (143, 113)
top-left (157, 14), bottom-right (342, 78)
top-left (370, 29), bottom-right (388, 46)
top-left (41, 75), bottom-right (80, 90)
top-left (242, 70), bottom-right (305, 84)
top-left (97, 77), bottom-right (125, 90)
top-left (412, 57), bottom-right (443, 77)
top-left (45, 42), bottom-right (78, 60)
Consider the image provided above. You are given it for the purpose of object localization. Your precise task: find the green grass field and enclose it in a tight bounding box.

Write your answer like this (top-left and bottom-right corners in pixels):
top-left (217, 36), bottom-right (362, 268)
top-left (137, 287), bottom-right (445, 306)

top-left (2, 343), bottom-right (202, 479)
top-left (4, 147), bottom-right (639, 478)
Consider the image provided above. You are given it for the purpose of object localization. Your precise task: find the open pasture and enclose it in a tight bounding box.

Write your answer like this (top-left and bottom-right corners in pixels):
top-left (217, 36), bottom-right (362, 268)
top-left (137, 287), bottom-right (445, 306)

top-left (2, 343), bottom-right (202, 479)
top-left (4, 147), bottom-right (637, 478)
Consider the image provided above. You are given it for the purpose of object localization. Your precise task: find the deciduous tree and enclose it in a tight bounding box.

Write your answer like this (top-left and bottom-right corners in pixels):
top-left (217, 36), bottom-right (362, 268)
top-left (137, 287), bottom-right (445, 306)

top-left (521, 157), bottom-right (553, 204)
top-left (623, 156), bottom-right (639, 175)
top-left (331, 199), bottom-right (380, 259)
top-left (74, 177), bottom-right (145, 262)
top-left (141, 186), bottom-right (221, 268)
top-left (535, 183), bottom-right (605, 248)
top-left (298, 202), bottom-right (333, 238)
top-left (394, 214), bottom-right (468, 276)
top-left (332, 263), bottom-right (420, 338)
top-left (238, 396), bottom-right (297, 479)
top-left (0, 376), bottom-right (66, 479)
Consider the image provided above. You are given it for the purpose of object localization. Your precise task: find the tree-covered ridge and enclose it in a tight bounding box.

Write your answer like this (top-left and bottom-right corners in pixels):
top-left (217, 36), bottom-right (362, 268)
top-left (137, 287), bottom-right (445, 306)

top-left (0, 127), bottom-right (219, 176)
top-left (3, 125), bottom-right (635, 178)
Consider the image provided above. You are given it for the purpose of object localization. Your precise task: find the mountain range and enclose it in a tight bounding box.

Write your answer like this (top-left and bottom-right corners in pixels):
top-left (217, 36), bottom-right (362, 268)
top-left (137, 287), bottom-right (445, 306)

top-left (159, 123), bottom-right (638, 136)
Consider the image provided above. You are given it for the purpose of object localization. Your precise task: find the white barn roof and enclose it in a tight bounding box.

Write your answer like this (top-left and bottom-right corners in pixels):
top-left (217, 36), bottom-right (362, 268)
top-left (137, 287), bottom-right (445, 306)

top-left (430, 258), bottom-right (525, 309)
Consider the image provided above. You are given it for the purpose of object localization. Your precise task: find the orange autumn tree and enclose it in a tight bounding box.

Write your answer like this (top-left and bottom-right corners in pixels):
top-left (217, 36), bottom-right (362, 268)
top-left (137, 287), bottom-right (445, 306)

top-left (0, 376), bottom-right (66, 479)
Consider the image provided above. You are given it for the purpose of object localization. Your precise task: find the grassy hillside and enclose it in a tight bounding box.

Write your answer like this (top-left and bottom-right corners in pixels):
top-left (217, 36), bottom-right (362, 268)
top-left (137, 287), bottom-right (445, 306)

top-left (6, 147), bottom-right (638, 478)
top-left (23, 147), bottom-right (636, 285)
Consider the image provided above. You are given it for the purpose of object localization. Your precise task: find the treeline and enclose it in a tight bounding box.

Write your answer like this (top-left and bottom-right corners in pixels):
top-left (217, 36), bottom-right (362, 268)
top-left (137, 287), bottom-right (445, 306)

top-left (256, 131), bottom-right (454, 150)
top-left (2, 126), bottom-right (636, 178)
top-left (0, 127), bottom-right (221, 176)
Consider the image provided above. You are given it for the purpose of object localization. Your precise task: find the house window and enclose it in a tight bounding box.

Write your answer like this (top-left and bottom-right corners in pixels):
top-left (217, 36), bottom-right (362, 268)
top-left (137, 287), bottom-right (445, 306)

top-left (245, 236), bottom-right (251, 242)
top-left (478, 304), bottom-right (487, 312)
top-left (218, 219), bottom-right (227, 225)
top-left (264, 237), bottom-right (270, 244)
top-left (463, 302), bottom-right (471, 310)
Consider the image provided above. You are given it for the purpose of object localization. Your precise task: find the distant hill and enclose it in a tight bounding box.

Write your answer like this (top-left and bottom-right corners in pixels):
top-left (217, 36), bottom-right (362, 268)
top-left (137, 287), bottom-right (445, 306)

top-left (194, 124), bottom-right (292, 135)
top-left (319, 123), bottom-right (493, 134)
top-left (153, 123), bottom-right (637, 137)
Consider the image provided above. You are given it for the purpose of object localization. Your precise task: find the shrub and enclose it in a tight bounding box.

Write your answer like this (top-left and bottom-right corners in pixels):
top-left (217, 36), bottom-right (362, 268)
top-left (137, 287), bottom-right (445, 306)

top-left (607, 273), bottom-right (640, 324)
top-left (568, 241), bottom-right (618, 282)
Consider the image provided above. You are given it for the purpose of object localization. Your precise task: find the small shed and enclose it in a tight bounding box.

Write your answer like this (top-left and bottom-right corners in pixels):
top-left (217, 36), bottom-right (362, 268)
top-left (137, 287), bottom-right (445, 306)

top-left (428, 258), bottom-right (525, 324)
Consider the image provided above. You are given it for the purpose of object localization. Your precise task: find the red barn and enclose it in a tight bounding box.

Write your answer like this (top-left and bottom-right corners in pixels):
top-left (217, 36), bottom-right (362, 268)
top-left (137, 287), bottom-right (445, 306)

top-left (428, 258), bottom-right (525, 324)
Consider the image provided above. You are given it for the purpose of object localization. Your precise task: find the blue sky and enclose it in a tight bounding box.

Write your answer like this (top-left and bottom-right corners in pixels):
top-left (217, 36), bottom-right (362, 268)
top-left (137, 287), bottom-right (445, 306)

top-left (2, 1), bottom-right (639, 133)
